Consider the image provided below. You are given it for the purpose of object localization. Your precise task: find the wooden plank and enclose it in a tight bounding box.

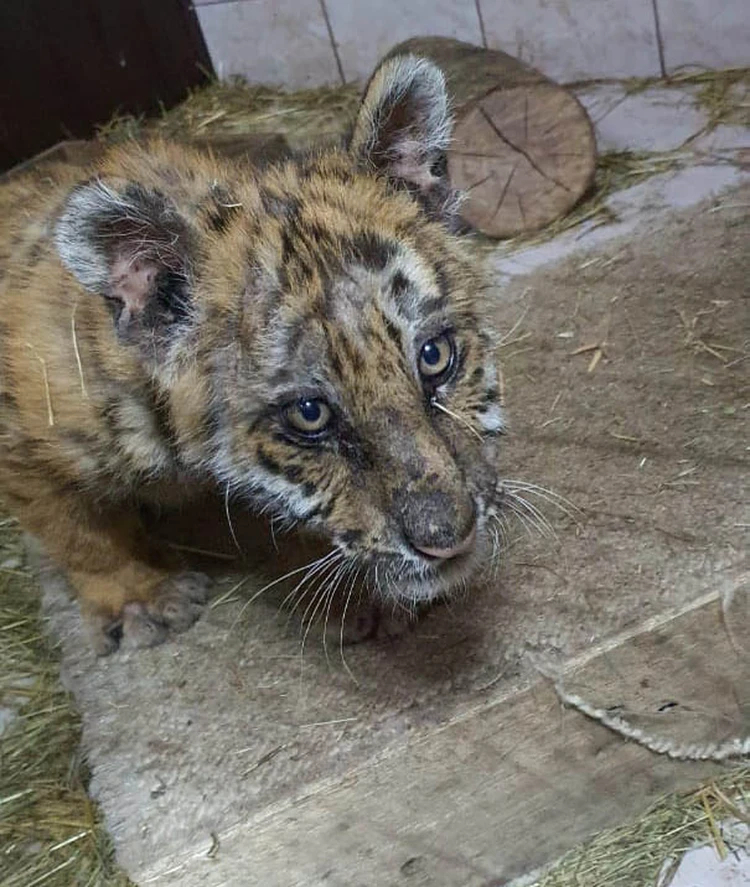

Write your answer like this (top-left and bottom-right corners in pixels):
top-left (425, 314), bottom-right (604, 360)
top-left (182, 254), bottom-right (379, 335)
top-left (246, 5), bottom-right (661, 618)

top-left (147, 584), bottom-right (748, 886)
top-left (0, 140), bottom-right (104, 184)
top-left (0, 133), bottom-right (289, 187)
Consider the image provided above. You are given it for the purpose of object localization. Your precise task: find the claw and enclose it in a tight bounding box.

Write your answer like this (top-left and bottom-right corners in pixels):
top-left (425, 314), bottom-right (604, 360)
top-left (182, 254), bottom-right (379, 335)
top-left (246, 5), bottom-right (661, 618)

top-left (84, 571), bottom-right (213, 655)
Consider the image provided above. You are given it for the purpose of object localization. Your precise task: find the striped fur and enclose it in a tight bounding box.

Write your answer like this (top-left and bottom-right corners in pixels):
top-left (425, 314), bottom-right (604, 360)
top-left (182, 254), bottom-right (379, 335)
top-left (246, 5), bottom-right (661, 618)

top-left (0, 57), bottom-right (505, 652)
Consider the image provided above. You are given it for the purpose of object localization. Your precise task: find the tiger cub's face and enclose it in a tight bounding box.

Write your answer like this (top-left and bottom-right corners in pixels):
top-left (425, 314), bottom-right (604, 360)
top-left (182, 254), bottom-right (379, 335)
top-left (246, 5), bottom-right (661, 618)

top-left (57, 57), bottom-right (506, 606)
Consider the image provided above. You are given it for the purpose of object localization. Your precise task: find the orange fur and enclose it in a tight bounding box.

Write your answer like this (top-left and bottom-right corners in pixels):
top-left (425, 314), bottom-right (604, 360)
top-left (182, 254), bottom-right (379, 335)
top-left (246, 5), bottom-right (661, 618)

top-left (0, 57), bottom-right (506, 653)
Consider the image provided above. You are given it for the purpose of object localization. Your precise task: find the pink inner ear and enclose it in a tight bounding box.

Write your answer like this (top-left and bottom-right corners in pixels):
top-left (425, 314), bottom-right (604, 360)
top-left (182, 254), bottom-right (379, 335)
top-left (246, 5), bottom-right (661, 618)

top-left (391, 136), bottom-right (442, 194)
top-left (393, 151), bottom-right (438, 191)
top-left (110, 256), bottom-right (158, 317)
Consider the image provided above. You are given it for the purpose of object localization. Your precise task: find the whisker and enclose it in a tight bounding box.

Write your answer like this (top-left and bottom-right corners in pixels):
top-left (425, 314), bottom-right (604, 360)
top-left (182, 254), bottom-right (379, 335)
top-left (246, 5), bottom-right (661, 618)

top-left (229, 548), bottom-right (340, 632)
top-left (284, 551), bottom-right (344, 618)
top-left (338, 565), bottom-right (362, 686)
top-left (224, 482), bottom-right (244, 556)
top-left (494, 525), bottom-right (507, 576)
top-left (486, 523), bottom-right (501, 580)
top-left (299, 557), bottom-right (346, 632)
top-left (505, 491), bottom-right (557, 540)
top-left (513, 499), bottom-right (553, 540)
top-left (25, 343), bottom-right (54, 426)
top-left (500, 513), bottom-right (525, 550)
top-left (502, 480), bottom-right (581, 522)
top-left (300, 559), bottom-right (350, 663)
top-left (269, 516), bottom-right (280, 552)
top-left (299, 582), bottom-right (331, 655)
top-left (430, 398), bottom-right (483, 442)
top-left (320, 584), bottom-right (336, 668)
top-left (320, 571), bottom-right (342, 668)
top-left (211, 573), bottom-right (252, 609)
top-left (378, 561), bottom-right (415, 617)
top-left (280, 552), bottom-right (334, 610)
top-left (491, 511), bottom-right (509, 550)
top-left (503, 498), bottom-right (537, 539)
top-left (521, 497), bottom-right (559, 539)
top-left (322, 560), bottom-right (355, 667)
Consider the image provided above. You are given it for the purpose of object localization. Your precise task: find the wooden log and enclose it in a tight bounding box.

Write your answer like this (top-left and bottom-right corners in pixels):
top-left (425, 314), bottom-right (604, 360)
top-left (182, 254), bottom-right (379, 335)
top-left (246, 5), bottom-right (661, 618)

top-left (384, 37), bottom-right (596, 238)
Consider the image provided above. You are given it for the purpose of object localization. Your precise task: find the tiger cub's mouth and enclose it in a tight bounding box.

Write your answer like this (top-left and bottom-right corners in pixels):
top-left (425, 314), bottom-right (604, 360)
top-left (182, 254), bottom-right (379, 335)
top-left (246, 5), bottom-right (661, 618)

top-left (369, 517), bottom-right (489, 605)
top-left (397, 552), bottom-right (481, 603)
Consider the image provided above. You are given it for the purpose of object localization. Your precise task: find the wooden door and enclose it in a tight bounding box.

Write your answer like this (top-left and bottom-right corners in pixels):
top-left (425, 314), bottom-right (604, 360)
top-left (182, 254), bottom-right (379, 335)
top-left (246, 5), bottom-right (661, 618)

top-left (0, 0), bottom-right (213, 171)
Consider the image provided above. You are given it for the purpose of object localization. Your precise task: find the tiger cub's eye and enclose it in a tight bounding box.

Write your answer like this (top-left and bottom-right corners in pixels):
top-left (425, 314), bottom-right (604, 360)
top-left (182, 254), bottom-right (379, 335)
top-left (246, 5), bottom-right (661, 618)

top-left (418, 333), bottom-right (455, 381)
top-left (284, 398), bottom-right (332, 436)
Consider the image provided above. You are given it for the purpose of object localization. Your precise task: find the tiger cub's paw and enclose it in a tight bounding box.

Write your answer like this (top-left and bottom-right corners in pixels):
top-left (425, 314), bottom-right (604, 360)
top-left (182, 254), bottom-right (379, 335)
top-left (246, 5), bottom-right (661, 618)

top-left (85, 572), bottom-right (212, 655)
top-left (323, 601), bottom-right (415, 647)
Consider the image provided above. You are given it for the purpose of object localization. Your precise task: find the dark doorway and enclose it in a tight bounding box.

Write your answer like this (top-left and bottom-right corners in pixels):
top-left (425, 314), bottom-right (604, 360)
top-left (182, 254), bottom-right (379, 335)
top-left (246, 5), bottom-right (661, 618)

top-left (0, 0), bottom-right (213, 171)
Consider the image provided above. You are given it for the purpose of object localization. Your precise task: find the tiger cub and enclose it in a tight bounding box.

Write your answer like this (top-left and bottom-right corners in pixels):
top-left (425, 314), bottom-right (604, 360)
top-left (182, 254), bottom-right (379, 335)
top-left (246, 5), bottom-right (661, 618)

top-left (0, 56), bottom-right (506, 654)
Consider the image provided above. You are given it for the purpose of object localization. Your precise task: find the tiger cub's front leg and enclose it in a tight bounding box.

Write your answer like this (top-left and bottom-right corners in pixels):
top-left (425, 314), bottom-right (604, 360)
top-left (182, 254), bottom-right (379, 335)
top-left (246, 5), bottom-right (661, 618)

top-left (10, 480), bottom-right (210, 655)
top-left (72, 562), bottom-right (211, 656)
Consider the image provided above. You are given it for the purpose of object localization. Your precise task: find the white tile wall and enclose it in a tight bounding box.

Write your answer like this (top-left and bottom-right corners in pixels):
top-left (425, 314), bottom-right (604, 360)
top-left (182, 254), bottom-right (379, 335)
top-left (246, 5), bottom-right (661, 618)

top-left (196, 0), bottom-right (341, 88)
top-left (195, 0), bottom-right (748, 88)
top-left (480, 0), bottom-right (662, 81)
top-left (657, 0), bottom-right (750, 72)
top-left (324, 0), bottom-right (483, 83)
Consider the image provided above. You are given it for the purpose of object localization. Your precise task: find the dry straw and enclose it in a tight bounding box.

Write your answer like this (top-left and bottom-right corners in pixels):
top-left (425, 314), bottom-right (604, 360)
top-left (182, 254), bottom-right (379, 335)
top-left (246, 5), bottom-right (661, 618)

top-left (0, 517), bottom-right (133, 886)
top-left (535, 768), bottom-right (749, 887)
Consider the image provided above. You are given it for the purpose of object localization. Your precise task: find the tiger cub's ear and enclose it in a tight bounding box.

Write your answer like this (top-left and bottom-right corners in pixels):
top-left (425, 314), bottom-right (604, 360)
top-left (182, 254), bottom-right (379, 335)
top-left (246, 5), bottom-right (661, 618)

top-left (55, 179), bottom-right (195, 346)
top-left (349, 55), bottom-right (461, 228)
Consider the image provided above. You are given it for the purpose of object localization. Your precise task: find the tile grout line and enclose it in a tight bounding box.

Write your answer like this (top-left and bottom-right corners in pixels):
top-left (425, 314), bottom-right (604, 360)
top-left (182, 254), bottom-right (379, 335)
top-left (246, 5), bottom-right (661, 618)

top-left (651, 0), bottom-right (668, 77)
top-left (191, 0), bottom-right (249, 7)
top-left (318, 0), bottom-right (346, 85)
top-left (474, 0), bottom-right (488, 49)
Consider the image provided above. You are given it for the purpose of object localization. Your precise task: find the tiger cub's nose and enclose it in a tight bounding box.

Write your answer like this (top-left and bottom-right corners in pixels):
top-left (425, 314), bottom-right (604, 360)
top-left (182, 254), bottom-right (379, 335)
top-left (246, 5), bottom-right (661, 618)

top-left (412, 520), bottom-right (477, 560)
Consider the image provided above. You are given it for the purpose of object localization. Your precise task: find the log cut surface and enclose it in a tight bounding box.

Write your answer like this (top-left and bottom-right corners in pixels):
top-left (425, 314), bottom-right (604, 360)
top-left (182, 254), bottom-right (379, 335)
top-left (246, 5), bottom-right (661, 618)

top-left (451, 83), bottom-right (596, 237)
top-left (385, 37), bottom-right (597, 238)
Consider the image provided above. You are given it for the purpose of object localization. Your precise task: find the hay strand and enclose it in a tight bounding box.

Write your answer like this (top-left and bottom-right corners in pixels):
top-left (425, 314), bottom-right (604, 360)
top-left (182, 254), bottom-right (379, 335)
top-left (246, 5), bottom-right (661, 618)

top-left (70, 303), bottom-right (87, 399)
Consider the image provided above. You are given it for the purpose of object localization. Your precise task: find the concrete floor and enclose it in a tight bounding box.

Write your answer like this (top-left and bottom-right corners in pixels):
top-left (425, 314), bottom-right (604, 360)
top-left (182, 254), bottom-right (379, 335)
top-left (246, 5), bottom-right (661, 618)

top-left (665, 840), bottom-right (749, 887)
top-left (40, 88), bottom-right (750, 885)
